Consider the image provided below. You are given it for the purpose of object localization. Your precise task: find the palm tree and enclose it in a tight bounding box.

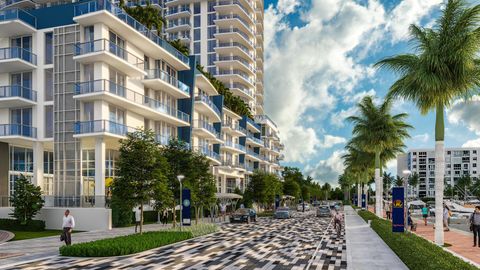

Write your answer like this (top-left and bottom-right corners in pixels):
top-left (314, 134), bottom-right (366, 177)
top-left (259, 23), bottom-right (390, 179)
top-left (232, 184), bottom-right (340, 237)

top-left (395, 175), bottom-right (404, 187)
top-left (383, 172), bottom-right (394, 199)
top-left (347, 96), bottom-right (411, 217)
top-left (375, 0), bottom-right (480, 245)
top-left (343, 143), bottom-right (374, 207)
top-left (408, 172), bottom-right (419, 199)
top-left (168, 39), bottom-right (189, 56)
top-left (121, 1), bottom-right (166, 32)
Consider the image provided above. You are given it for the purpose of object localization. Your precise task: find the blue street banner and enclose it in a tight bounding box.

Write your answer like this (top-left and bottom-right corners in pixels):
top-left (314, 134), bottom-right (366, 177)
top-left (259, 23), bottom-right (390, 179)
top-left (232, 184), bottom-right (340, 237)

top-left (354, 194), bottom-right (358, 206)
top-left (392, 187), bottom-right (405, 232)
top-left (361, 194), bottom-right (366, 209)
top-left (182, 188), bottom-right (191, 226)
top-left (275, 194), bottom-right (280, 208)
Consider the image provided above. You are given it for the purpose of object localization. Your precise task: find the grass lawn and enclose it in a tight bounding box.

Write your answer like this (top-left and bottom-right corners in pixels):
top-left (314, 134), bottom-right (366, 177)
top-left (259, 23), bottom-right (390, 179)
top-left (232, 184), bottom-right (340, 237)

top-left (9, 230), bottom-right (81, 241)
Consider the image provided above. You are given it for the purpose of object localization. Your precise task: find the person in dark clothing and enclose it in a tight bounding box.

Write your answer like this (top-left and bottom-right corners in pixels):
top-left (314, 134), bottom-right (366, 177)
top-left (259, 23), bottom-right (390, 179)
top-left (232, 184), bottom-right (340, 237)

top-left (470, 206), bottom-right (480, 247)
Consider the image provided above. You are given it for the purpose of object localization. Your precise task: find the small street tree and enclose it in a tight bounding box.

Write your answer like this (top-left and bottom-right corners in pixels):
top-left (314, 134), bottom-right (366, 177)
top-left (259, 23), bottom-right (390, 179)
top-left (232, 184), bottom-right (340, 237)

top-left (10, 175), bottom-right (44, 225)
top-left (113, 129), bottom-right (168, 234)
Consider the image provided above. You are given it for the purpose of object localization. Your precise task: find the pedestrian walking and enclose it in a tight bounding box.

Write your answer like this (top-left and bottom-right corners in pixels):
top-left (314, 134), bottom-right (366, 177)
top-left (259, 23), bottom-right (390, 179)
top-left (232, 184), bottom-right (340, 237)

top-left (385, 202), bottom-right (391, 220)
top-left (162, 209), bottom-right (168, 225)
top-left (220, 204), bottom-right (226, 221)
top-left (61, 209), bottom-right (75, 246)
top-left (443, 205), bottom-right (450, 231)
top-left (422, 205), bottom-right (429, 226)
top-left (470, 206), bottom-right (480, 247)
top-left (135, 207), bottom-right (142, 233)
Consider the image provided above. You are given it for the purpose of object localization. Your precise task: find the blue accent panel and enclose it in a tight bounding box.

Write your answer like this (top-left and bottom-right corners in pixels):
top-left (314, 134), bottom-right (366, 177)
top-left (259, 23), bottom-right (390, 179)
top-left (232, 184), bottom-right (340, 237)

top-left (254, 161), bottom-right (259, 169)
top-left (246, 116), bottom-right (260, 130)
top-left (212, 95), bottom-right (224, 120)
top-left (239, 154), bottom-right (245, 164)
top-left (213, 122), bottom-right (221, 134)
top-left (213, 144), bottom-right (220, 155)
top-left (239, 136), bottom-right (246, 146)
top-left (253, 147), bottom-right (259, 154)
top-left (239, 117), bottom-right (247, 129)
top-left (29, 3), bottom-right (76, 29)
top-left (177, 55), bottom-right (197, 144)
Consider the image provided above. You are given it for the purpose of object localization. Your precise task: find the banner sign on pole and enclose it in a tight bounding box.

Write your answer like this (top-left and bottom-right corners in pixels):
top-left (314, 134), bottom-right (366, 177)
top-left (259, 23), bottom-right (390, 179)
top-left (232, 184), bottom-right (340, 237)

top-left (354, 194), bottom-right (358, 206)
top-left (182, 188), bottom-right (191, 226)
top-left (361, 194), bottom-right (366, 209)
top-left (392, 187), bottom-right (405, 232)
top-left (275, 194), bottom-right (280, 209)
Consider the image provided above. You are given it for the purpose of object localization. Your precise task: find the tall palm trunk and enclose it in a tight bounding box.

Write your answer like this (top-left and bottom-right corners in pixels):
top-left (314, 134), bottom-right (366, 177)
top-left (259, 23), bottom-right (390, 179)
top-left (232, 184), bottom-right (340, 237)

top-left (357, 182), bottom-right (362, 207)
top-left (434, 105), bottom-right (445, 246)
top-left (375, 152), bottom-right (382, 217)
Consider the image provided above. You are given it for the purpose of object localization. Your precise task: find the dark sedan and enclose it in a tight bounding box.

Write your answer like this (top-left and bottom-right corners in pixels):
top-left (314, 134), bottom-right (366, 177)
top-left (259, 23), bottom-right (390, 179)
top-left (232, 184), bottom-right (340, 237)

top-left (230, 208), bottom-right (257, 223)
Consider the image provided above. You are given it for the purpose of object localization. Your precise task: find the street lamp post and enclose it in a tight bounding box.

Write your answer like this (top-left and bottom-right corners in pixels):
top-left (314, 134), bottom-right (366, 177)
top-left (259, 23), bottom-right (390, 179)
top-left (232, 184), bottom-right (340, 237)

top-left (177, 174), bottom-right (185, 231)
top-left (402, 170), bottom-right (412, 232)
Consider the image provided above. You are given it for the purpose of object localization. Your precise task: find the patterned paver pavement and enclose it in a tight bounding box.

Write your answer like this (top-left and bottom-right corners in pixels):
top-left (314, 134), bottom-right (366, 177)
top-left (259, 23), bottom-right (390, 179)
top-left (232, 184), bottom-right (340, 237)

top-left (10, 211), bottom-right (346, 270)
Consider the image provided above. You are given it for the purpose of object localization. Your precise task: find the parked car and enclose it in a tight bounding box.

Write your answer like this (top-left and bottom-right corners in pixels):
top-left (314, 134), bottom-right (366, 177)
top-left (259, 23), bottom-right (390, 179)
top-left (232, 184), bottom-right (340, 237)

top-left (317, 205), bottom-right (331, 217)
top-left (274, 207), bottom-right (292, 219)
top-left (297, 203), bottom-right (310, 211)
top-left (230, 208), bottom-right (257, 223)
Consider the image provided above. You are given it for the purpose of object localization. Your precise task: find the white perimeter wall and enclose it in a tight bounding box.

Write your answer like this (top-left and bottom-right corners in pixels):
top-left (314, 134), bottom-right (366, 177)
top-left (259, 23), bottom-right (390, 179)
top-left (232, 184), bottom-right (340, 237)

top-left (0, 207), bottom-right (111, 231)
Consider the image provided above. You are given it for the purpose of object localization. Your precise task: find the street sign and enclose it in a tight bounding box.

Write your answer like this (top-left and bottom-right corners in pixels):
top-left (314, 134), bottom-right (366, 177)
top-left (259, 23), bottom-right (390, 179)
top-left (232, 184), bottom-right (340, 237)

top-left (182, 188), bottom-right (191, 226)
top-left (392, 187), bottom-right (405, 232)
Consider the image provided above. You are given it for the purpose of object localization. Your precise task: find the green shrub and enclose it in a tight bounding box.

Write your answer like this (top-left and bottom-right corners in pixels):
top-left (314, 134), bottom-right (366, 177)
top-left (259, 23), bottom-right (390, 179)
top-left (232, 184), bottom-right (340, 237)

top-left (168, 223), bottom-right (218, 237)
top-left (111, 195), bottom-right (133, 227)
top-left (0, 218), bottom-right (45, 231)
top-left (60, 231), bottom-right (192, 257)
top-left (358, 210), bottom-right (478, 270)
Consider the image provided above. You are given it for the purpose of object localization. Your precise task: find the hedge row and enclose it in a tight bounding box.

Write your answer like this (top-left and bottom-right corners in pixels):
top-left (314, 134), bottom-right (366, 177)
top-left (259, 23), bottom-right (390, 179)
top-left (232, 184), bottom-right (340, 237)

top-left (60, 231), bottom-right (192, 257)
top-left (357, 210), bottom-right (477, 270)
top-left (0, 219), bottom-right (45, 231)
top-left (167, 223), bottom-right (218, 237)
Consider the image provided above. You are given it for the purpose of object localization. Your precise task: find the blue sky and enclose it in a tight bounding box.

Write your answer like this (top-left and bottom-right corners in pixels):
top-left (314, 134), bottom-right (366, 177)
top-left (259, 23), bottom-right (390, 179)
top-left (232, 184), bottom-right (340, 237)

top-left (262, 0), bottom-right (480, 186)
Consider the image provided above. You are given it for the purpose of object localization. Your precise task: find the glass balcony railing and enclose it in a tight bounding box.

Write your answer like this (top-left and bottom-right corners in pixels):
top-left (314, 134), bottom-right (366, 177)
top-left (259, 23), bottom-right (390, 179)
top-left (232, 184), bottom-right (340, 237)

top-left (223, 141), bottom-right (246, 152)
top-left (144, 69), bottom-right (190, 95)
top-left (216, 42), bottom-right (254, 59)
top-left (194, 120), bottom-right (221, 139)
top-left (74, 39), bottom-right (144, 69)
top-left (216, 14), bottom-right (254, 34)
top-left (75, 80), bottom-right (190, 122)
top-left (247, 132), bottom-right (262, 145)
top-left (218, 70), bottom-right (255, 85)
top-left (246, 149), bottom-right (260, 159)
top-left (0, 47), bottom-right (37, 65)
top-left (194, 146), bottom-right (220, 161)
top-left (222, 122), bottom-right (247, 134)
top-left (166, 18), bottom-right (190, 29)
top-left (217, 55), bottom-right (255, 73)
top-left (74, 120), bottom-right (135, 136)
top-left (125, 0), bottom-right (161, 7)
top-left (165, 6), bottom-right (190, 16)
top-left (0, 124), bottom-right (36, 138)
top-left (216, 28), bottom-right (253, 46)
top-left (194, 94), bottom-right (221, 116)
top-left (0, 85), bottom-right (37, 101)
top-left (74, 0), bottom-right (189, 65)
top-left (0, 8), bottom-right (36, 28)
top-left (228, 83), bottom-right (253, 97)
top-left (215, 0), bottom-right (254, 21)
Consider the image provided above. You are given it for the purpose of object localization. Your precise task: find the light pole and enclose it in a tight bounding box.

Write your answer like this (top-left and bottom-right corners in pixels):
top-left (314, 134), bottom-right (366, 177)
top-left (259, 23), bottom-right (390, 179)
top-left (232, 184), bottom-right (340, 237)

top-left (177, 174), bottom-right (185, 231)
top-left (403, 169), bottom-right (412, 231)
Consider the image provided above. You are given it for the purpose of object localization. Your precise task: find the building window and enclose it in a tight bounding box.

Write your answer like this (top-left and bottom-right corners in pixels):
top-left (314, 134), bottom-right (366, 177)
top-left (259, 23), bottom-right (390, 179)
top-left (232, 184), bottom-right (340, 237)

top-left (208, 40), bottom-right (216, 52)
top-left (194, 42), bottom-right (200, 54)
top-left (207, 13), bottom-right (216, 25)
top-left (208, 26), bottom-right (216, 39)
top-left (194, 15), bottom-right (200, 27)
top-left (194, 2), bottom-right (200, 14)
top-left (82, 149), bottom-right (95, 197)
top-left (194, 28), bottom-right (201, 40)
top-left (45, 105), bottom-right (53, 138)
top-left (45, 32), bottom-right (53, 64)
top-left (45, 69), bottom-right (53, 101)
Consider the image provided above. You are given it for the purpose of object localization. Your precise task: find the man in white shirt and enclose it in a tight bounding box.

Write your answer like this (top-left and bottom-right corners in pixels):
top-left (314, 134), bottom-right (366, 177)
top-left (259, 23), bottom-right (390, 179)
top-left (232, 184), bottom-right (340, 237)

top-left (62, 209), bottom-right (75, 245)
top-left (135, 207), bottom-right (142, 233)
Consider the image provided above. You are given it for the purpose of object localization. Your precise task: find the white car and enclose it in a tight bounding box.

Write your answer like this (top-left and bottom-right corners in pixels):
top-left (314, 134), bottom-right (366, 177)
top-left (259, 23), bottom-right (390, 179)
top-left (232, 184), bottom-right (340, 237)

top-left (297, 203), bottom-right (310, 211)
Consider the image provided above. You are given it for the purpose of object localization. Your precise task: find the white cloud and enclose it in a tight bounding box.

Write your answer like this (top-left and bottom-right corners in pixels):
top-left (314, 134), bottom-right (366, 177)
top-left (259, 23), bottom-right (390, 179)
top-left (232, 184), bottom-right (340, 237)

top-left (463, 139), bottom-right (480, 148)
top-left (412, 133), bottom-right (430, 143)
top-left (305, 150), bottom-right (346, 185)
top-left (386, 0), bottom-right (443, 42)
top-left (330, 107), bottom-right (358, 128)
top-left (344, 89), bottom-right (377, 104)
top-left (385, 159), bottom-right (398, 175)
top-left (320, 135), bottom-right (347, 148)
top-left (447, 96), bottom-right (480, 136)
top-left (283, 127), bottom-right (320, 163)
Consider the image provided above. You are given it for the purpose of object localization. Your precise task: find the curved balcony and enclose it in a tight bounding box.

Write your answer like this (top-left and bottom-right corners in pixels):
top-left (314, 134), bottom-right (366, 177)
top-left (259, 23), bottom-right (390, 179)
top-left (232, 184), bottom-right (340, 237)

top-left (192, 120), bottom-right (222, 142)
top-left (0, 47), bottom-right (36, 73)
top-left (73, 0), bottom-right (189, 70)
top-left (215, 14), bottom-right (255, 38)
top-left (246, 132), bottom-right (263, 147)
top-left (246, 149), bottom-right (261, 162)
top-left (222, 122), bottom-right (246, 136)
top-left (227, 83), bottom-right (254, 101)
top-left (215, 42), bottom-right (254, 62)
top-left (0, 85), bottom-right (36, 108)
top-left (216, 55), bottom-right (255, 76)
top-left (222, 141), bottom-right (246, 153)
top-left (0, 0), bottom-right (35, 11)
top-left (74, 80), bottom-right (190, 126)
top-left (194, 94), bottom-right (221, 122)
top-left (194, 146), bottom-right (221, 165)
top-left (74, 120), bottom-right (135, 139)
top-left (143, 69), bottom-right (190, 98)
top-left (0, 8), bottom-right (36, 38)
top-left (216, 70), bottom-right (255, 89)
top-left (74, 39), bottom-right (145, 77)
top-left (164, 0), bottom-right (190, 6)
top-left (165, 6), bottom-right (190, 19)
top-left (166, 18), bottom-right (191, 32)
top-left (214, 0), bottom-right (254, 24)
top-left (215, 28), bottom-right (254, 50)
top-left (220, 159), bottom-right (245, 170)
top-left (244, 163), bottom-right (254, 173)
top-left (124, 0), bottom-right (161, 8)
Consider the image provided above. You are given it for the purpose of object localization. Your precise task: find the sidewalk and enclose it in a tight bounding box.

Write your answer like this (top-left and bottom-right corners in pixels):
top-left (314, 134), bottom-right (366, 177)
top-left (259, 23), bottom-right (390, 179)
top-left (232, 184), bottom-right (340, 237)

top-left (344, 206), bottom-right (408, 270)
top-left (0, 222), bottom-right (173, 268)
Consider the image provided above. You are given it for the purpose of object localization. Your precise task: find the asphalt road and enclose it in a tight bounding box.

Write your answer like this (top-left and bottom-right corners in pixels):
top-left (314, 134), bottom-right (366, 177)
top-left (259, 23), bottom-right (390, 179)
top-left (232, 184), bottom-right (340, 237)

top-left (12, 211), bottom-right (346, 270)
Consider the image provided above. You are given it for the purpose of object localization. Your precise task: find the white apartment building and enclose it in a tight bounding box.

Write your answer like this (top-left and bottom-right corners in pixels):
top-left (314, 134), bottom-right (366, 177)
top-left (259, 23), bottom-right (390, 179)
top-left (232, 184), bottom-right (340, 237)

top-left (397, 147), bottom-right (480, 198)
top-left (0, 0), bottom-right (282, 229)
